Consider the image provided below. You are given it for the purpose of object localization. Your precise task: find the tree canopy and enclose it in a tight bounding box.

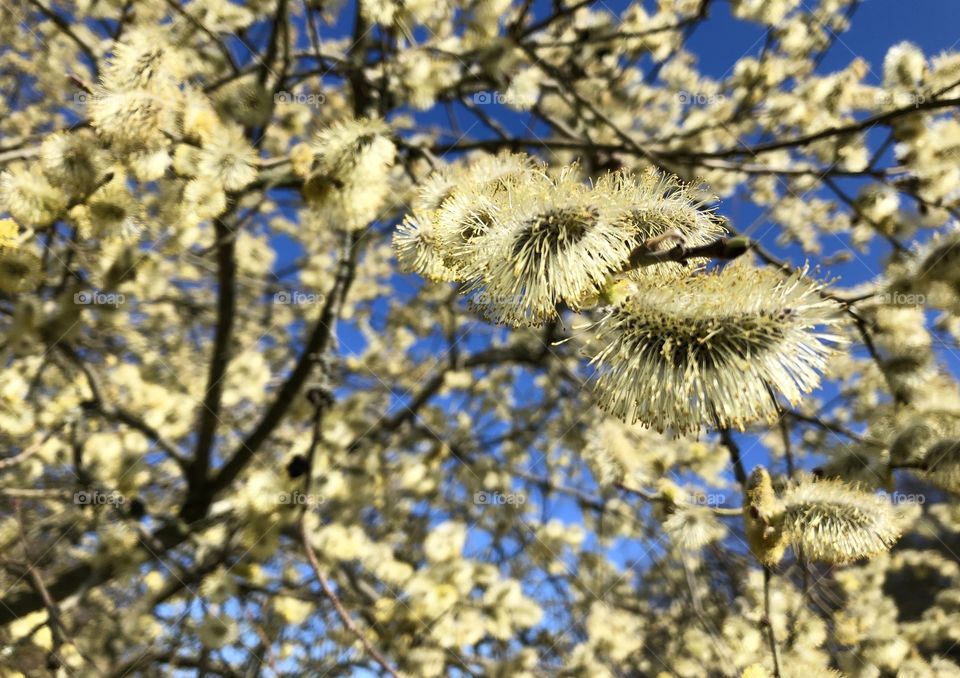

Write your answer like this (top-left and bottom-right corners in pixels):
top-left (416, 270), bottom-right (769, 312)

top-left (2, 1), bottom-right (960, 676)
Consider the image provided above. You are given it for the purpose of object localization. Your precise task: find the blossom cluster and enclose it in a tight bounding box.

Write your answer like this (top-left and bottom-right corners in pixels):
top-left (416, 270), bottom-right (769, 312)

top-left (395, 154), bottom-right (844, 433)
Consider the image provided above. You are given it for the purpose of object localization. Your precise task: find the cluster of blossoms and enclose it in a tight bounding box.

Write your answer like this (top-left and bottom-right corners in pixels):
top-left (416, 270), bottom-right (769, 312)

top-left (395, 153), bottom-right (844, 434)
top-left (0, 29), bottom-right (262, 244)
top-left (299, 117), bottom-right (397, 230)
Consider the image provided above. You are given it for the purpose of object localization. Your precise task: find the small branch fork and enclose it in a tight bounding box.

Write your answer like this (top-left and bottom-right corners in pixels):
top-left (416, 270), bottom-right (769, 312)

top-left (300, 521), bottom-right (400, 678)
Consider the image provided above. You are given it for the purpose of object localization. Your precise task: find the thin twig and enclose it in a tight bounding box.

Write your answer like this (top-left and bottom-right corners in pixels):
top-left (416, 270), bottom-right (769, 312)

top-left (163, 0), bottom-right (239, 74)
top-left (25, 0), bottom-right (100, 77)
top-left (0, 431), bottom-right (55, 471)
top-left (763, 565), bottom-right (783, 678)
top-left (613, 481), bottom-right (742, 517)
top-left (298, 392), bottom-right (400, 678)
top-left (54, 347), bottom-right (188, 465)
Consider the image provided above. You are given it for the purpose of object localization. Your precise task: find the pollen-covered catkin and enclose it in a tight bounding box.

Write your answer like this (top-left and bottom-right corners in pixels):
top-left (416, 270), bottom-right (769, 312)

top-left (744, 467), bottom-right (787, 567)
top-left (589, 263), bottom-right (843, 433)
top-left (781, 477), bottom-right (901, 564)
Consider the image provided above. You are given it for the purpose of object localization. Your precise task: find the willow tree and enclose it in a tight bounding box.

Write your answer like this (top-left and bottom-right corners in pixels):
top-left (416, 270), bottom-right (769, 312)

top-left (1, 0), bottom-right (959, 676)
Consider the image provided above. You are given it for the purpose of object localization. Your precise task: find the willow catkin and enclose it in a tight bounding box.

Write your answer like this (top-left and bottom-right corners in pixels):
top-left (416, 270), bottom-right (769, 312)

top-left (589, 264), bottom-right (843, 433)
top-left (0, 164), bottom-right (67, 227)
top-left (393, 157), bottom-right (844, 434)
top-left (743, 467), bottom-right (787, 567)
top-left (595, 167), bottom-right (725, 278)
top-left (101, 29), bottom-right (183, 94)
top-left (780, 477), bottom-right (901, 565)
top-left (915, 226), bottom-right (960, 287)
top-left (919, 438), bottom-right (960, 492)
top-left (426, 152), bottom-right (539, 217)
top-left (306, 117), bottom-right (397, 230)
top-left (663, 506), bottom-right (727, 551)
top-left (89, 89), bottom-right (175, 154)
top-left (393, 209), bottom-right (461, 283)
top-left (39, 131), bottom-right (101, 199)
top-left (195, 125), bottom-right (258, 193)
top-left (461, 168), bottom-right (637, 326)
top-left (0, 245), bottom-right (41, 294)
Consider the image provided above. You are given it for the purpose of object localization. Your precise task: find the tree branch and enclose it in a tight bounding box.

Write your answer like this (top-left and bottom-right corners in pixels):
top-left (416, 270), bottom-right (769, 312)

top-left (298, 386), bottom-right (400, 678)
top-left (626, 236), bottom-right (752, 270)
top-left (208, 232), bottom-right (359, 502)
top-left (183, 218), bottom-right (238, 520)
top-left (56, 345), bottom-right (188, 466)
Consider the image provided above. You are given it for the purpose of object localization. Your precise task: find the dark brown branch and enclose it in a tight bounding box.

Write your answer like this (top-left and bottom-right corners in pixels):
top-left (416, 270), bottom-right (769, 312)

top-left (626, 236), bottom-right (752, 269)
top-left (257, 0), bottom-right (289, 87)
top-left (183, 218), bottom-right (238, 520)
top-left (517, 0), bottom-right (598, 37)
top-left (784, 410), bottom-right (885, 447)
top-left (822, 175), bottom-right (906, 252)
top-left (0, 521), bottom-right (189, 626)
top-left (670, 96), bottom-right (960, 160)
top-left (14, 501), bottom-right (67, 669)
top-left (719, 428), bottom-right (747, 487)
top-left (163, 0), bottom-right (239, 74)
top-left (25, 0), bottom-right (100, 77)
top-left (347, 342), bottom-right (552, 453)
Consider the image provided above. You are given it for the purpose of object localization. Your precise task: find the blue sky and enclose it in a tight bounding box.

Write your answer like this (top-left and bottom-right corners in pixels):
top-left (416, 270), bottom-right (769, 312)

top-left (689, 0), bottom-right (960, 79)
